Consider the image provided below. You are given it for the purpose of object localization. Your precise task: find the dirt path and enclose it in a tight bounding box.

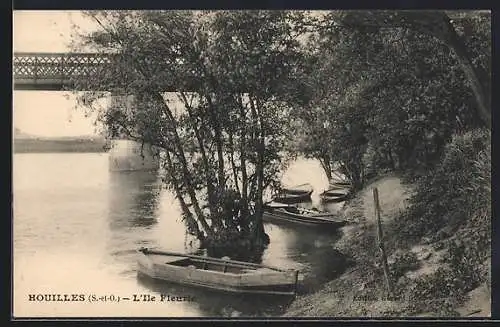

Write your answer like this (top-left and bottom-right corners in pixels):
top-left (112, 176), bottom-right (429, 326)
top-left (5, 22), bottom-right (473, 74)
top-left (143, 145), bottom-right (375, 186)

top-left (455, 283), bottom-right (491, 317)
top-left (359, 176), bottom-right (413, 224)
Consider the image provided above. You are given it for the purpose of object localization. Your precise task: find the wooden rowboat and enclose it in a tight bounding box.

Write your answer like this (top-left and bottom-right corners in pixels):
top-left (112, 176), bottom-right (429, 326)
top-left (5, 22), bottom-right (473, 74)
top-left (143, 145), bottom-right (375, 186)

top-left (263, 203), bottom-right (347, 228)
top-left (137, 248), bottom-right (299, 296)
top-left (330, 180), bottom-right (351, 186)
top-left (281, 183), bottom-right (313, 195)
top-left (320, 188), bottom-right (350, 203)
top-left (273, 183), bottom-right (313, 203)
top-left (329, 182), bottom-right (351, 189)
top-left (329, 179), bottom-right (352, 189)
top-left (273, 190), bottom-right (313, 204)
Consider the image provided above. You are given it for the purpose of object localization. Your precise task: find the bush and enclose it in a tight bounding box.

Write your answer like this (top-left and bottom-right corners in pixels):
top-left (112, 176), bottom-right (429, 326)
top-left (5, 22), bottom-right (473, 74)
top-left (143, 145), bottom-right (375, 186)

top-left (389, 128), bottom-right (490, 312)
top-left (393, 128), bottom-right (490, 243)
top-left (390, 251), bottom-right (420, 280)
top-left (408, 266), bottom-right (469, 300)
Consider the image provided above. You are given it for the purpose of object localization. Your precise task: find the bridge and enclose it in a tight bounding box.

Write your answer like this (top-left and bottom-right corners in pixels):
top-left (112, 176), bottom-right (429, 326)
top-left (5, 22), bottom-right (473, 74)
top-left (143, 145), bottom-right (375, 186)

top-left (13, 51), bottom-right (159, 171)
top-left (13, 52), bottom-right (113, 91)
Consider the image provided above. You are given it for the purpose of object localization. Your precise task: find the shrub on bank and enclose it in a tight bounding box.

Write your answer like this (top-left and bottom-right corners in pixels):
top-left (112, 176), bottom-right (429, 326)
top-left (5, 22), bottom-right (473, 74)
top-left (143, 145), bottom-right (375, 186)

top-left (390, 128), bottom-right (490, 314)
top-left (394, 128), bottom-right (490, 245)
top-left (390, 251), bottom-right (420, 281)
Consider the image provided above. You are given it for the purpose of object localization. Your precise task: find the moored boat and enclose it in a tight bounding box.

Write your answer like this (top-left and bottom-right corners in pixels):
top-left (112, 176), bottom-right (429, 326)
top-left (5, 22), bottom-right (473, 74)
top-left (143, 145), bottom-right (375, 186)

top-left (281, 183), bottom-right (313, 195)
top-left (263, 203), bottom-right (347, 228)
top-left (331, 179), bottom-right (350, 185)
top-left (319, 188), bottom-right (350, 203)
top-left (273, 183), bottom-right (313, 203)
top-left (329, 179), bottom-right (352, 189)
top-left (137, 248), bottom-right (299, 296)
top-left (272, 191), bottom-right (313, 204)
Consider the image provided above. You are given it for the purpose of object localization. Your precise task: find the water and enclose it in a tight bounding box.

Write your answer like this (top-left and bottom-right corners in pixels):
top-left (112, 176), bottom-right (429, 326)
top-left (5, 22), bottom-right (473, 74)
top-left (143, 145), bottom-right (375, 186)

top-left (13, 153), bottom-right (347, 318)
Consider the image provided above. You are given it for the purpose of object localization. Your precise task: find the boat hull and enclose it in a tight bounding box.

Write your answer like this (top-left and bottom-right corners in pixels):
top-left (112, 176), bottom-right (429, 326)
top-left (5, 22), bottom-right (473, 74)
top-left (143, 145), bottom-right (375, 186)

top-left (320, 187), bottom-right (351, 203)
top-left (319, 193), bottom-right (349, 203)
top-left (281, 183), bottom-right (313, 195)
top-left (263, 209), bottom-right (346, 228)
top-left (137, 250), bottom-right (298, 296)
top-left (273, 191), bottom-right (313, 204)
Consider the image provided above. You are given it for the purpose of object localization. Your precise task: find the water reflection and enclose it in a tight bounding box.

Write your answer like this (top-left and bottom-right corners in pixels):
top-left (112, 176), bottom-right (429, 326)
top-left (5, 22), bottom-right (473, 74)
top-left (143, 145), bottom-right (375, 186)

top-left (103, 164), bottom-right (349, 315)
top-left (262, 222), bottom-right (348, 295)
top-left (108, 171), bottom-right (161, 229)
top-left (106, 170), bottom-right (163, 264)
top-left (14, 153), bottom-right (354, 317)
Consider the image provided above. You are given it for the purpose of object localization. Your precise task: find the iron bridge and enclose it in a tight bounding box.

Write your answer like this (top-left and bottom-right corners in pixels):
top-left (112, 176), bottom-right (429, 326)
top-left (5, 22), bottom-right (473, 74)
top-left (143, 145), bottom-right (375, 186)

top-left (13, 52), bottom-right (113, 91)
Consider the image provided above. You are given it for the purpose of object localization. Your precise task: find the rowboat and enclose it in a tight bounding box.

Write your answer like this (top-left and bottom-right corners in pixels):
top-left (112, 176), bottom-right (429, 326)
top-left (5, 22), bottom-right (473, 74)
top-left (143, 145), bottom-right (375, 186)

top-left (263, 203), bottom-right (347, 228)
top-left (329, 179), bottom-right (352, 188)
top-left (281, 183), bottom-right (313, 195)
top-left (319, 188), bottom-right (350, 203)
top-left (273, 183), bottom-right (313, 203)
top-left (137, 248), bottom-right (299, 296)
top-left (330, 182), bottom-right (351, 188)
top-left (272, 191), bottom-right (313, 203)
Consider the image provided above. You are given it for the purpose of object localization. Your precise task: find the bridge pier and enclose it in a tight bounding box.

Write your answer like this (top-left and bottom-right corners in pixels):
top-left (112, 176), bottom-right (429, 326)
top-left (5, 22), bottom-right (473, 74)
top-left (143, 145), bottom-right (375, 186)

top-left (108, 95), bottom-right (159, 172)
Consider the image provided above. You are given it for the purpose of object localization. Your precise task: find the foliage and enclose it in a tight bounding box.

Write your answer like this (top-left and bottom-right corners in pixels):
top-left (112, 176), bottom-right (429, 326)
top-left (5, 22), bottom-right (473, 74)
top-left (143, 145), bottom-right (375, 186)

top-left (390, 251), bottom-right (420, 281)
top-left (329, 10), bottom-right (491, 128)
top-left (290, 10), bottom-right (490, 190)
top-left (394, 129), bottom-right (490, 243)
top-left (69, 10), bottom-right (303, 256)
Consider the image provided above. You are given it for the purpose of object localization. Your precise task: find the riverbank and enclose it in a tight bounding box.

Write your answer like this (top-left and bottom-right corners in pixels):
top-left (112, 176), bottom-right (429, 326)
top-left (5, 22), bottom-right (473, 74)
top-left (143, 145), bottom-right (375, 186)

top-left (13, 138), bottom-right (108, 153)
top-left (284, 174), bottom-right (491, 317)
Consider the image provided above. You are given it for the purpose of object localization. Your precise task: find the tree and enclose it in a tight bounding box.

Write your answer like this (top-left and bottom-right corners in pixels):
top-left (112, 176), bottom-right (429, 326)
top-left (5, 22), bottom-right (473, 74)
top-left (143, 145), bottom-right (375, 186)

top-left (326, 10), bottom-right (491, 129)
top-left (289, 10), bottom-right (490, 187)
top-left (69, 10), bottom-right (301, 259)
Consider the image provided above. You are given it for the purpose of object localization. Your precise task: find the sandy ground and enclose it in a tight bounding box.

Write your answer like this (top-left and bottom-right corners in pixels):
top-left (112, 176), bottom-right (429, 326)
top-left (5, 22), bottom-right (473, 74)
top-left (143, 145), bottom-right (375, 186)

top-left (455, 282), bottom-right (491, 317)
top-left (360, 176), bottom-right (413, 225)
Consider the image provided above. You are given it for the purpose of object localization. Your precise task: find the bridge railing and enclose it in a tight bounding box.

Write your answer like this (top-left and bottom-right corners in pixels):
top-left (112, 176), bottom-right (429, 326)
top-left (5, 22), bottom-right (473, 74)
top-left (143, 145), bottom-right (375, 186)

top-left (13, 52), bottom-right (113, 82)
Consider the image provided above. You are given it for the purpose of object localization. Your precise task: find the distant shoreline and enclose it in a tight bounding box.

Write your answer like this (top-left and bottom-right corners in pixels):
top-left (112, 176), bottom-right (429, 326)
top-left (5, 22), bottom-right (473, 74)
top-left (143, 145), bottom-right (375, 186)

top-left (13, 138), bottom-right (109, 153)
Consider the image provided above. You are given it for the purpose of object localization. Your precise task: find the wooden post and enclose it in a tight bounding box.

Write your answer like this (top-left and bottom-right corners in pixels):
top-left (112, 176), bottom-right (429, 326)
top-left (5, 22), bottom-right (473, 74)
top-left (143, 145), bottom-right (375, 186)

top-left (294, 271), bottom-right (299, 295)
top-left (373, 187), bottom-right (393, 298)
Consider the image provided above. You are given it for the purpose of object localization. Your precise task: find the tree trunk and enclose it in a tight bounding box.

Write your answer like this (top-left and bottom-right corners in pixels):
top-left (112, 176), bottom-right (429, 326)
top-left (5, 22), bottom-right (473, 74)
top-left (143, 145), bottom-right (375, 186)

top-left (442, 19), bottom-right (491, 129)
top-left (250, 96), bottom-right (267, 243)
top-left (178, 93), bottom-right (216, 210)
top-left (319, 155), bottom-right (332, 181)
top-left (164, 151), bottom-right (205, 242)
top-left (238, 94), bottom-right (250, 228)
top-left (205, 94), bottom-right (226, 188)
top-left (335, 11), bottom-right (491, 128)
top-left (386, 148), bottom-right (395, 170)
top-left (178, 92), bottom-right (218, 222)
top-left (194, 51), bottom-right (227, 188)
top-left (153, 92), bottom-right (214, 237)
top-left (228, 130), bottom-right (241, 194)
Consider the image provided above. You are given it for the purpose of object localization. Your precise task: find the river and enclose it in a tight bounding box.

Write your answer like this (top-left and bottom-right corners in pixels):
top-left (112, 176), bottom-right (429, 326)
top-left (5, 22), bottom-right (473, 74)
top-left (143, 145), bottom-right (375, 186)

top-left (13, 153), bottom-right (347, 318)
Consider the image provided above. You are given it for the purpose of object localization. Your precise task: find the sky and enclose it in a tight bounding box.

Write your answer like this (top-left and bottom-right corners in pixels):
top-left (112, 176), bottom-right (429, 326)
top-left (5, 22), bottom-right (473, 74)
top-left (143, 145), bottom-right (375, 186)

top-left (12, 10), bottom-right (328, 137)
top-left (13, 11), bottom-right (101, 137)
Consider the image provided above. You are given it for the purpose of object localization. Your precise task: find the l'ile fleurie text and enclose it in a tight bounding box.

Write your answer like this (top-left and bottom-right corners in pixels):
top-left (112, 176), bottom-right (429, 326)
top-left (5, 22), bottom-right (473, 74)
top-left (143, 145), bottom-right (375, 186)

top-left (28, 293), bottom-right (195, 303)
